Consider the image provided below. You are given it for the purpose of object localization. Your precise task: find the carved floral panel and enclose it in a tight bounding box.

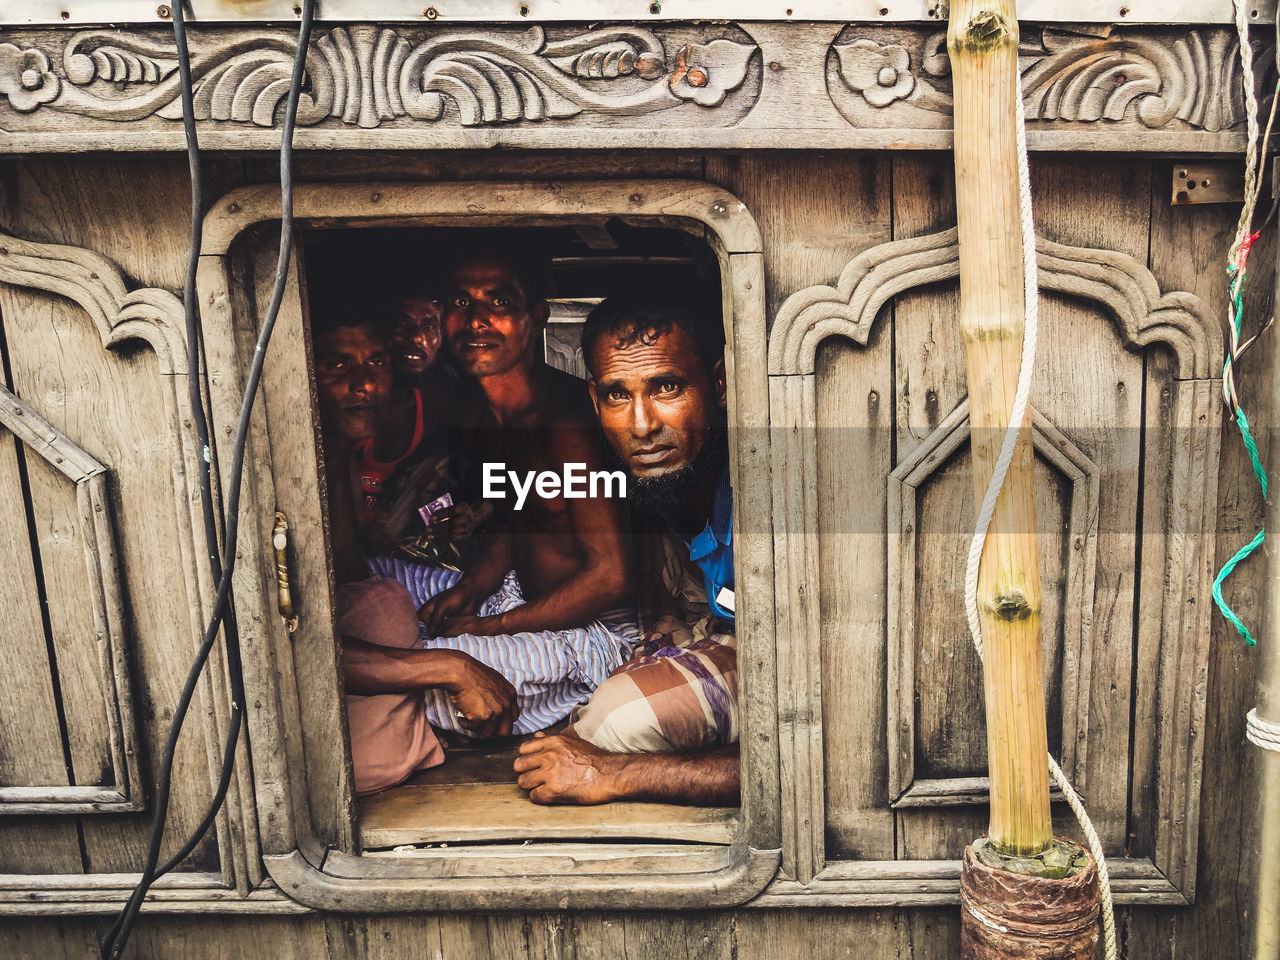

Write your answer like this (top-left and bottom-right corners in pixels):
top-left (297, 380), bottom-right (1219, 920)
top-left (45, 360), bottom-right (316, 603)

top-left (0, 23), bottom-right (761, 130)
top-left (827, 24), bottom-right (1272, 133)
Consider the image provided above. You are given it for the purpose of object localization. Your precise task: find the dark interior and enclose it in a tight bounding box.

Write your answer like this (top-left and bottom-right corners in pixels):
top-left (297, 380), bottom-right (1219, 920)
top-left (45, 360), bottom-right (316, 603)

top-left (301, 222), bottom-right (736, 849)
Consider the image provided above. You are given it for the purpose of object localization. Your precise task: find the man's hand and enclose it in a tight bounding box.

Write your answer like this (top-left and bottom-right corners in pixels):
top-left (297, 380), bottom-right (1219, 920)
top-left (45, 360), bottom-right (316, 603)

top-left (446, 656), bottom-right (518, 738)
top-left (418, 583), bottom-right (475, 633)
top-left (513, 733), bottom-right (627, 805)
top-left (426, 502), bottom-right (482, 543)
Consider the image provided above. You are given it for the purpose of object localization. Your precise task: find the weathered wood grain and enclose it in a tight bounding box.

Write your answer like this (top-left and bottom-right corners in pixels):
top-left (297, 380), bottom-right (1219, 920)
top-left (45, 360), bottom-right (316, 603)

top-left (359, 782), bottom-right (737, 848)
top-left (0, 347), bottom-right (72, 791)
top-left (245, 238), bottom-right (353, 855)
top-left (725, 251), bottom-right (781, 854)
top-left (256, 150), bottom-right (706, 184)
top-left (1028, 155), bottom-right (1152, 854)
top-left (3, 299), bottom-right (123, 803)
top-left (709, 152), bottom-right (894, 877)
top-left (0, 146), bottom-right (1268, 954)
top-left (890, 155), bottom-right (1158, 862)
top-left (0, 156), bottom-right (239, 878)
top-left (0, 23), bottom-right (1262, 155)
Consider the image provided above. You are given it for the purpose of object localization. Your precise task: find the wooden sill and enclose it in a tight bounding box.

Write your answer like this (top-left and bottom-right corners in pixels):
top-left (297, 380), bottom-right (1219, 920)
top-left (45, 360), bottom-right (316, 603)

top-left (357, 741), bottom-right (738, 849)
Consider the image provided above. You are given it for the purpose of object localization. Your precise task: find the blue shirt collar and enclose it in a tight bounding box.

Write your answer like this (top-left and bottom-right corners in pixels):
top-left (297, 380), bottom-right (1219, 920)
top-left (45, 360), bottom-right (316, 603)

top-left (688, 466), bottom-right (732, 562)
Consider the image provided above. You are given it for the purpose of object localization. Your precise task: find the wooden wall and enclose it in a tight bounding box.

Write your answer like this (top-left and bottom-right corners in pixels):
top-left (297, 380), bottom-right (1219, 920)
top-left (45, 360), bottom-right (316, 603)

top-left (0, 150), bottom-right (1273, 957)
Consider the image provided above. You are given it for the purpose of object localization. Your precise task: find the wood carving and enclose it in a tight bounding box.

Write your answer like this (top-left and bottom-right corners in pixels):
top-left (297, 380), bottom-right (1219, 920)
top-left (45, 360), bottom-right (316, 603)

top-left (768, 226), bottom-right (1216, 378)
top-left (828, 26), bottom-right (1268, 133)
top-left (0, 227), bottom-right (255, 888)
top-left (886, 399), bottom-right (1101, 808)
top-left (0, 228), bottom-right (186, 373)
top-left (768, 224), bottom-right (1221, 901)
top-left (0, 25), bottom-right (758, 129)
top-left (0, 385), bottom-right (142, 815)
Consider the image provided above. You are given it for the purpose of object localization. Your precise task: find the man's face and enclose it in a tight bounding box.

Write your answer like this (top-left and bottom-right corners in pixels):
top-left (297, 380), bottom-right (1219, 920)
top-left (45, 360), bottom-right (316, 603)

top-left (588, 326), bottom-right (726, 481)
top-left (443, 258), bottom-right (547, 379)
top-left (389, 296), bottom-right (444, 378)
top-left (314, 324), bottom-right (393, 441)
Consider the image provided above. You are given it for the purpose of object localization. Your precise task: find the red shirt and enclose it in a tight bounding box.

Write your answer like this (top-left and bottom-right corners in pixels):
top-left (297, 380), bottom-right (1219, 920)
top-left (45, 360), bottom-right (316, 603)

top-left (353, 389), bottom-right (424, 528)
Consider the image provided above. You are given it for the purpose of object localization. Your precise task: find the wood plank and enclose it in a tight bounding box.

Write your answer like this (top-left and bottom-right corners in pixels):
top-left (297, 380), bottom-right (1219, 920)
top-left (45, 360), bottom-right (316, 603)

top-left (0, 821), bottom-right (83, 875)
top-left (617, 913), bottom-right (735, 960)
top-left (358, 782), bottom-right (738, 847)
top-left (0, 23), bottom-right (1258, 157)
top-left (0, 918), bottom-right (105, 960)
top-left (251, 238), bottom-right (353, 855)
top-left (893, 154), bottom-right (1151, 860)
top-left (11, 386), bottom-right (115, 792)
top-left (1129, 172), bottom-right (1267, 950)
top-left (723, 250), bottom-right (781, 853)
top-left (734, 908), bottom-right (910, 958)
top-left (0, 280), bottom-right (219, 875)
top-left (127, 916), bottom-right (329, 960)
top-left (567, 913), bottom-right (629, 960)
top-left (1134, 165), bottom-right (1239, 862)
top-left (0, 284), bottom-right (91, 874)
top-left (324, 915), bottom-right (444, 960)
top-left (350, 841), bottom-right (736, 878)
top-left (813, 330), bottom-right (897, 862)
top-left (709, 152), bottom-right (894, 872)
top-left (404, 744), bottom-right (525, 786)
top-left (0, 359), bottom-right (71, 789)
top-left (2, 157), bottom-right (238, 877)
top-left (262, 150), bottom-right (705, 184)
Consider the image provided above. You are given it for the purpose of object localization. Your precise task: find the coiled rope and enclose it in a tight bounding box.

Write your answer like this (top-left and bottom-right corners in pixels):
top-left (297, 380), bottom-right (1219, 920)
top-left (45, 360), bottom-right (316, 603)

top-left (961, 68), bottom-right (1117, 960)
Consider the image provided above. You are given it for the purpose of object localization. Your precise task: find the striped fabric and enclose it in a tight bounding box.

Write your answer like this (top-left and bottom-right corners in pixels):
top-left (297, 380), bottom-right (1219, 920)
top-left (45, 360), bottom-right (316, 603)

top-left (566, 614), bottom-right (738, 754)
top-left (368, 557), bottom-right (641, 737)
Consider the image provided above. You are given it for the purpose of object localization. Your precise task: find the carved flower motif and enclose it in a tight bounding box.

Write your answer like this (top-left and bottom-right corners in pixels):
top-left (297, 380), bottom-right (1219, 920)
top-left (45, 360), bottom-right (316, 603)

top-left (0, 43), bottom-right (60, 112)
top-left (668, 39), bottom-right (754, 107)
top-left (834, 39), bottom-right (915, 108)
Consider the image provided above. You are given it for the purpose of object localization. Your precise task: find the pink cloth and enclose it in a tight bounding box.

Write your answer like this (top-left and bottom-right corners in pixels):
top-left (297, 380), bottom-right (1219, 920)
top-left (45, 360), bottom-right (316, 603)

top-left (337, 577), bottom-right (445, 795)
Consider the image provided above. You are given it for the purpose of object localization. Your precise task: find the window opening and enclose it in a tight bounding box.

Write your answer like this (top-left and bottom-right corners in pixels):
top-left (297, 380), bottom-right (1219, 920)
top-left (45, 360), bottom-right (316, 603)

top-left (301, 223), bottom-right (742, 849)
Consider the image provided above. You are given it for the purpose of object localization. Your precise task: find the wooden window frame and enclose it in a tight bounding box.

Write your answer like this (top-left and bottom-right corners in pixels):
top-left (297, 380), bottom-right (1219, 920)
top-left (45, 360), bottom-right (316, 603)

top-left (196, 179), bottom-right (781, 911)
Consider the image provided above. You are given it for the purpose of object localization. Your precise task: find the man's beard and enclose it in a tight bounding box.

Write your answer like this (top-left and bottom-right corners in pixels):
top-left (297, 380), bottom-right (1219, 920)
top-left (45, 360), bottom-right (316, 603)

top-left (618, 423), bottom-right (728, 514)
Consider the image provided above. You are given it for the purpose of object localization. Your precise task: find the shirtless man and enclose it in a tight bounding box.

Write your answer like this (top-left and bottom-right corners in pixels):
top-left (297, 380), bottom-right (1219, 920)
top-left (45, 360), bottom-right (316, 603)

top-left (418, 247), bottom-right (632, 637)
top-left (513, 295), bottom-right (739, 806)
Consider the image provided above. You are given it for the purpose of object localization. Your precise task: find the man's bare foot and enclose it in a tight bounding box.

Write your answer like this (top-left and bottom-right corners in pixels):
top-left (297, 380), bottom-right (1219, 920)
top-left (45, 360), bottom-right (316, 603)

top-left (513, 733), bottom-right (629, 805)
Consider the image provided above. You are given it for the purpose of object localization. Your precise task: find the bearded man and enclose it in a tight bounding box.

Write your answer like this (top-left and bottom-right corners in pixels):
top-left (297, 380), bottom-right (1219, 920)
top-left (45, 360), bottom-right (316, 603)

top-left (513, 295), bottom-right (739, 806)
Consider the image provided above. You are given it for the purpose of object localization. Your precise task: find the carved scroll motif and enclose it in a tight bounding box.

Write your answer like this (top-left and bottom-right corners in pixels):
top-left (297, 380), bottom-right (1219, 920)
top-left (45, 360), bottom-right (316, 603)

top-left (0, 25), bottom-right (758, 129)
top-left (828, 26), bottom-right (1267, 132)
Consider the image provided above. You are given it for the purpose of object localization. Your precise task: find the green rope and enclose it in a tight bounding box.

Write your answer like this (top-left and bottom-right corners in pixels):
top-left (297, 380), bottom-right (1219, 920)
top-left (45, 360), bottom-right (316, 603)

top-left (1214, 264), bottom-right (1269, 646)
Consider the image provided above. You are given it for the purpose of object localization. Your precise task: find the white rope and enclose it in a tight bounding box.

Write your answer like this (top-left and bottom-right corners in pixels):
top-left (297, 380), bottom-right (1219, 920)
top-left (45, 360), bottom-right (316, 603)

top-left (1231, 0), bottom-right (1262, 270)
top-left (1222, 0), bottom-right (1276, 415)
top-left (1247, 708), bottom-right (1280, 753)
top-left (961, 70), bottom-right (1118, 960)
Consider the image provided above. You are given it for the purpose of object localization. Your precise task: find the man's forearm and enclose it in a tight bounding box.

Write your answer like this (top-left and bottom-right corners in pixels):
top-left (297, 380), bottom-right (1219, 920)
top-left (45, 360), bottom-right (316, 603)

top-left (489, 563), bottom-right (630, 634)
top-left (457, 526), bottom-right (513, 600)
top-left (608, 745), bottom-right (740, 806)
top-left (342, 638), bottom-right (465, 695)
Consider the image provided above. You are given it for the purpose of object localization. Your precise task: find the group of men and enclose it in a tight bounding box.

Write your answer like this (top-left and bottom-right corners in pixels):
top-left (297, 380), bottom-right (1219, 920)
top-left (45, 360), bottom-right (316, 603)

top-left (315, 239), bottom-right (739, 807)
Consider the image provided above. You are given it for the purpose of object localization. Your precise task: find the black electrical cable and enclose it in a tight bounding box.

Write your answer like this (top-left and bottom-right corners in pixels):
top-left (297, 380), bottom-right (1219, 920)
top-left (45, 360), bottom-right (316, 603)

top-left (148, 0), bottom-right (250, 880)
top-left (100, 1), bottom-right (314, 956)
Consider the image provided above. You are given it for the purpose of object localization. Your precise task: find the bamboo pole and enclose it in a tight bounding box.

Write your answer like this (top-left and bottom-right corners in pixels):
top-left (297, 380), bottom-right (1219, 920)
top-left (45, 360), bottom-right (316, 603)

top-left (1249, 263), bottom-right (1280, 959)
top-left (948, 0), bottom-right (1052, 857)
